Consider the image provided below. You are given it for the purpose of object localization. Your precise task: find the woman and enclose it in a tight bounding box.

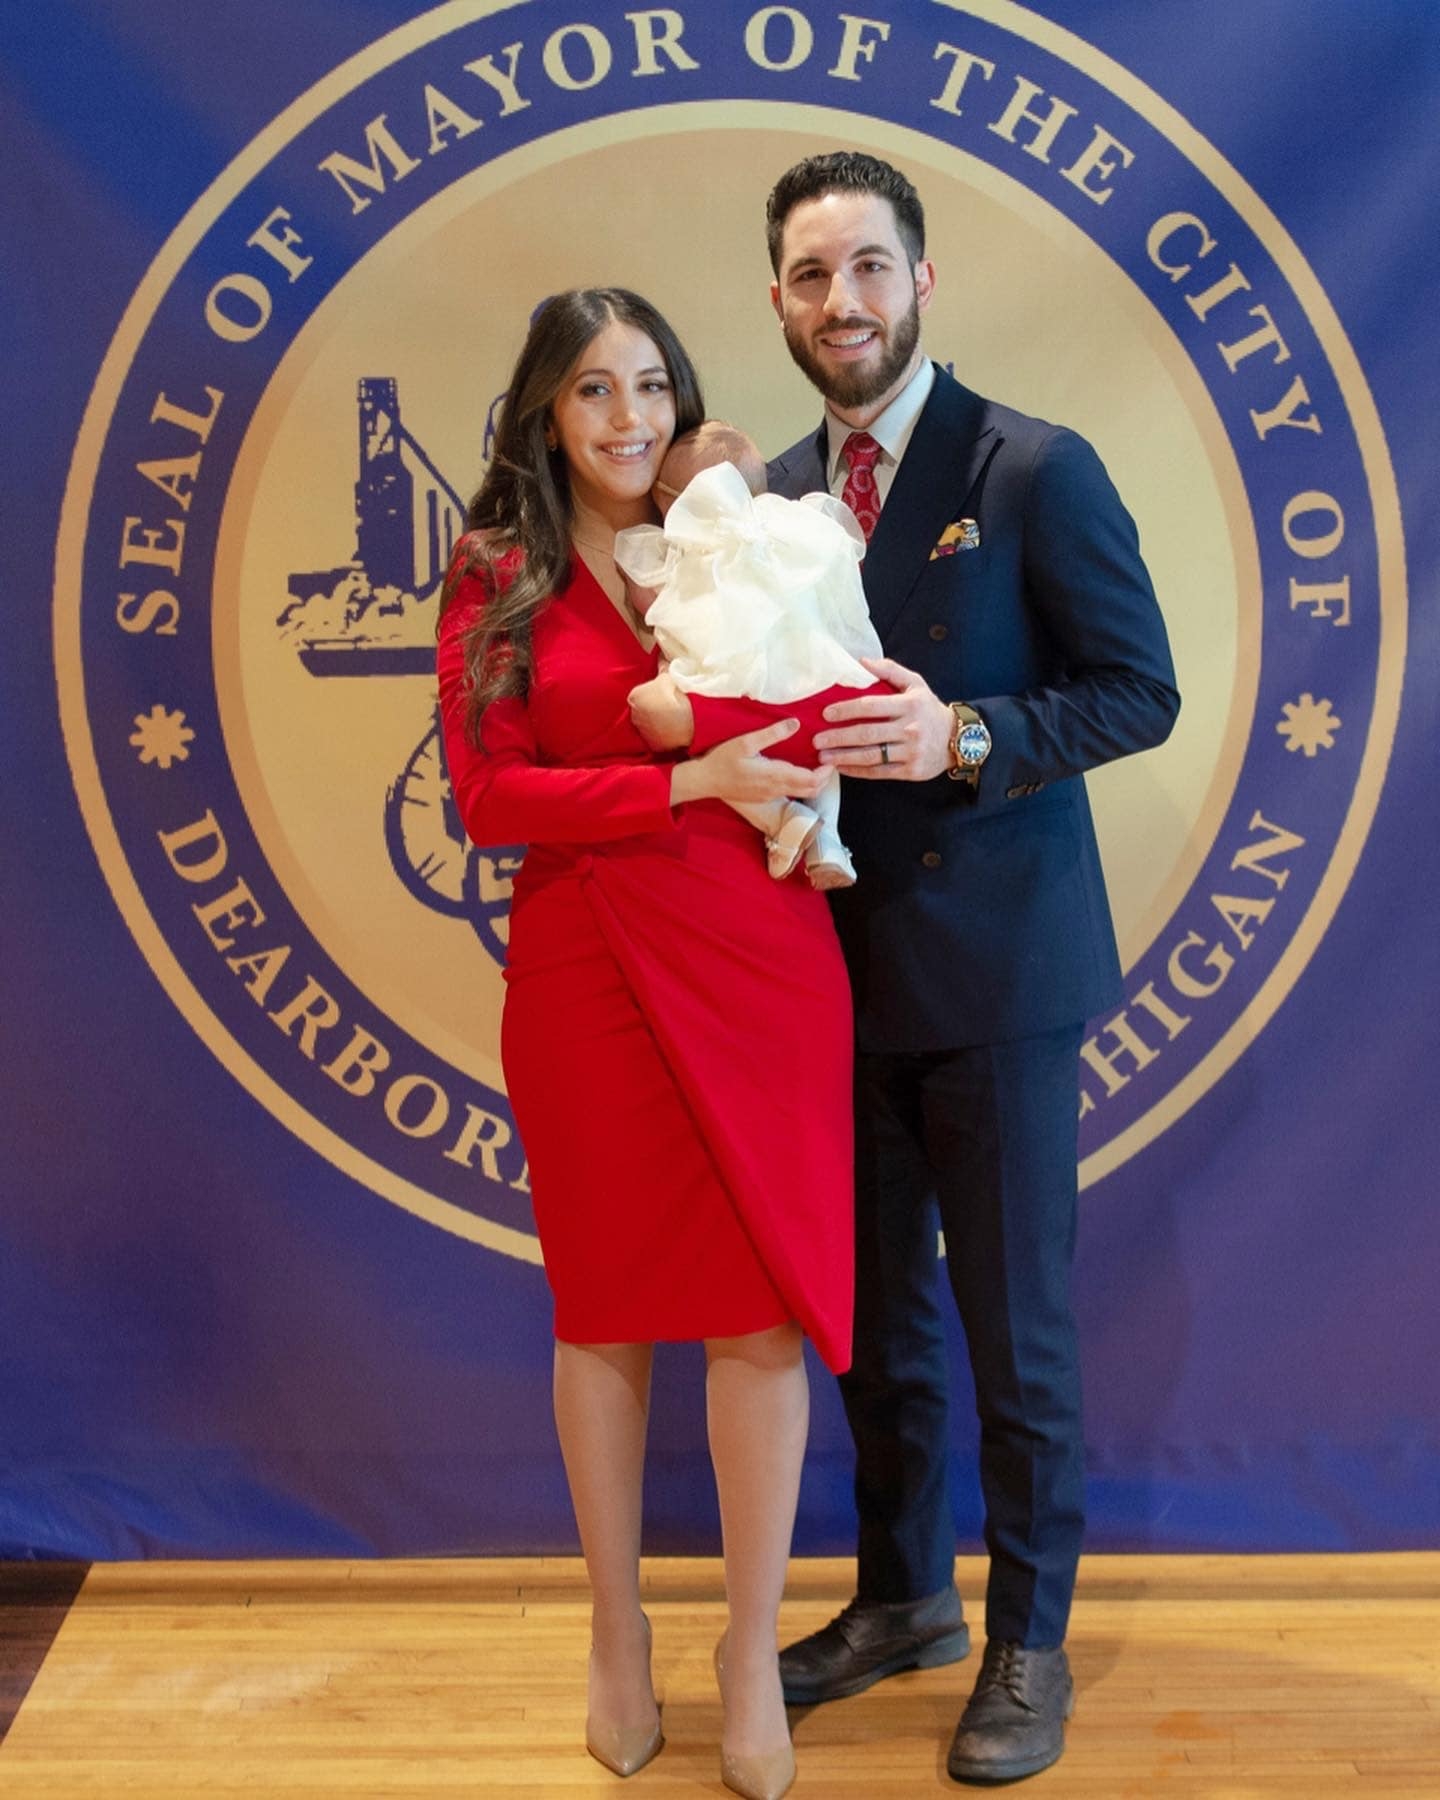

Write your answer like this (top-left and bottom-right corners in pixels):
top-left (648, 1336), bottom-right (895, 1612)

top-left (437, 289), bottom-right (854, 1800)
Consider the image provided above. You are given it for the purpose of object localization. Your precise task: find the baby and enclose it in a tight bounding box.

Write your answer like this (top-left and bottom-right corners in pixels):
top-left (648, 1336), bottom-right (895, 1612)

top-left (618, 422), bottom-right (883, 889)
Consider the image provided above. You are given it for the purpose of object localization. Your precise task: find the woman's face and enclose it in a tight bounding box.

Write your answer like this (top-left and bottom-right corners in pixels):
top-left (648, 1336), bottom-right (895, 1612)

top-left (549, 319), bottom-right (677, 522)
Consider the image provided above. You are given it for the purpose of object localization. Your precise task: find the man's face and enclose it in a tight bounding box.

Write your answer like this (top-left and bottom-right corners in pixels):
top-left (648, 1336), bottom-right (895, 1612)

top-left (770, 190), bottom-right (935, 420)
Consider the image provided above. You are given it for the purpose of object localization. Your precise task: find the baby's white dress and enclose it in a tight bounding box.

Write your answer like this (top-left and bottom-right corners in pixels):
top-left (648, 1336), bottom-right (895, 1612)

top-left (615, 462), bottom-right (882, 884)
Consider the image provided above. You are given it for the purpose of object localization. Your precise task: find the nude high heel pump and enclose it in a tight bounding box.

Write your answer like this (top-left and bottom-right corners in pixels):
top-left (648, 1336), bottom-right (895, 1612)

top-left (713, 1632), bottom-right (796, 1800)
top-left (586, 1613), bottom-right (664, 1778)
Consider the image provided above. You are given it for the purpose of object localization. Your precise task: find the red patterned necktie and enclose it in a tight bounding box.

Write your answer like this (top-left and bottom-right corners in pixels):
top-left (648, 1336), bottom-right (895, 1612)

top-left (840, 430), bottom-right (883, 542)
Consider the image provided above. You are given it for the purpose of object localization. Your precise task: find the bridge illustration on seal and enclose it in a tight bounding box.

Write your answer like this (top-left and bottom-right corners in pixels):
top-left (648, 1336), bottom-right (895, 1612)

top-left (279, 377), bottom-right (520, 963)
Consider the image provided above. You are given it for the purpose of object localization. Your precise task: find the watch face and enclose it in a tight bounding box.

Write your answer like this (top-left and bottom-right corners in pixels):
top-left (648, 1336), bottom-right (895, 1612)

top-left (958, 721), bottom-right (991, 766)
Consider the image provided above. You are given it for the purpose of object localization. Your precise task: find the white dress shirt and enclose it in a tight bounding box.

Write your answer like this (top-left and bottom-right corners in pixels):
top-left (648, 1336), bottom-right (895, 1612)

top-left (823, 357), bottom-right (936, 508)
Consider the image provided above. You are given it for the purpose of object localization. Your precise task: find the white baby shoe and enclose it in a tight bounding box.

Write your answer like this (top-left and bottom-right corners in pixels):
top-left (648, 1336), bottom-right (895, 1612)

top-left (766, 803), bottom-right (822, 880)
top-left (805, 827), bottom-right (857, 890)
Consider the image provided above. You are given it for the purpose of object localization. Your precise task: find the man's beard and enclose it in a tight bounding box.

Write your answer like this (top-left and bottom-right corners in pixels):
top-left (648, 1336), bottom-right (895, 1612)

top-left (783, 293), bottom-right (922, 411)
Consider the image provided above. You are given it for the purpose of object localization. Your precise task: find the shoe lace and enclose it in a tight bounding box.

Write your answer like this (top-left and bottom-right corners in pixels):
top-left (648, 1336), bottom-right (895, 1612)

top-left (979, 1641), bottom-right (1034, 1710)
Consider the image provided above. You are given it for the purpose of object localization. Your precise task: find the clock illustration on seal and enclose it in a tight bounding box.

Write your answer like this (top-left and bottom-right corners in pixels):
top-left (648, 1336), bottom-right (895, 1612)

top-left (384, 709), bottom-right (523, 965)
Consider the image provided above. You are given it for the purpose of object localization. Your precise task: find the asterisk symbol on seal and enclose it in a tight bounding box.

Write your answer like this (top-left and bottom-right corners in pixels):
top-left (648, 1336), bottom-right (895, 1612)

top-left (129, 704), bottom-right (195, 769)
top-left (1276, 693), bottom-right (1340, 758)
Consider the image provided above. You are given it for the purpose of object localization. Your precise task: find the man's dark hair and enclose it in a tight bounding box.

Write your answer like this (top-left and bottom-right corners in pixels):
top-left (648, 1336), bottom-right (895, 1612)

top-left (765, 151), bottom-right (925, 273)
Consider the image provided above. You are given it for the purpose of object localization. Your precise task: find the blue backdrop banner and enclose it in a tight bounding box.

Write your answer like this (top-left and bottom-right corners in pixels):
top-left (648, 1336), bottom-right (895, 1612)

top-left (2, 0), bottom-right (1436, 1559)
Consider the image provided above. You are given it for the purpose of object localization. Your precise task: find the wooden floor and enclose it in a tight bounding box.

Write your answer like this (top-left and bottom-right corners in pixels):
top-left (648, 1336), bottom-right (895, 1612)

top-left (1, 1554), bottom-right (1438, 1796)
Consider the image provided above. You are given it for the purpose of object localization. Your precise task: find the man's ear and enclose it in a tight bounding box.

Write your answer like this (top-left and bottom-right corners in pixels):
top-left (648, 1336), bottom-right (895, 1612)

top-left (914, 259), bottom-right (937, 314)
top-left (770, 279), bottom-right (783, 324)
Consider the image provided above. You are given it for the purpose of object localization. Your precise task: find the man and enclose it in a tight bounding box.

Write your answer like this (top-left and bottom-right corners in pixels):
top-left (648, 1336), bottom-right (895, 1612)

top-left (674, 150), bottom-right (1179, 1784)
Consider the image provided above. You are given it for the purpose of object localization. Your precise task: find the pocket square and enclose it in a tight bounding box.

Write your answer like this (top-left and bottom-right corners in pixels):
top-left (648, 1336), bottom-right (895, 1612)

top-left (930, 518), bottom-right (980, 558)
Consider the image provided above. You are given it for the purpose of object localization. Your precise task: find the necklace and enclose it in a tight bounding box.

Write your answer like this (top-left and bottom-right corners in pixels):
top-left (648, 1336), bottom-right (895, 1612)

top-left (572, 535), bottom-right (652, 643)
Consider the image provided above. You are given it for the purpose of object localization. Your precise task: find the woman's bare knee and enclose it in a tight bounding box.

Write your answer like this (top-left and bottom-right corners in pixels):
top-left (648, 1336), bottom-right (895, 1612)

top-left (703, 1321), bottom-right (803, 1370)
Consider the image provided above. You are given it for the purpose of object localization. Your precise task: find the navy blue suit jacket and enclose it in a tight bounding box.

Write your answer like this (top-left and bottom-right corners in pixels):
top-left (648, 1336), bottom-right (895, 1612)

top-left (769, 366), bottom-right (1180, 1053)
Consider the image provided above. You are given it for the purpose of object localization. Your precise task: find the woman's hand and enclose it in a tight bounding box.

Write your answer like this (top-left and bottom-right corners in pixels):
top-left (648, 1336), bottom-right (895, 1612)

top-left (629, 670), bottom-right (695, 749)
top-left (670, 718), bottom-right (826, 807)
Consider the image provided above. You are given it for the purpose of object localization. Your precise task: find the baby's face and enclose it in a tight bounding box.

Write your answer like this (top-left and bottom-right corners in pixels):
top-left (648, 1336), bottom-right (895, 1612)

top-left (653, 452), bottom-right (700, 520)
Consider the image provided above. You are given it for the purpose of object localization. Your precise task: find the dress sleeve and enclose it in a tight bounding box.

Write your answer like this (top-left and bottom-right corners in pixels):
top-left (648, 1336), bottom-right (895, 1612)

top-left (437, 561), bottom-right (679, 849)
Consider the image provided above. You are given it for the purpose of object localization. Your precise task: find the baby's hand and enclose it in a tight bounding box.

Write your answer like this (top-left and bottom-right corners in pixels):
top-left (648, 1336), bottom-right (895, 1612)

top-left (628, 670), bottom-right (695, 750)
top-left (621, 572), bottom-right (660, 622)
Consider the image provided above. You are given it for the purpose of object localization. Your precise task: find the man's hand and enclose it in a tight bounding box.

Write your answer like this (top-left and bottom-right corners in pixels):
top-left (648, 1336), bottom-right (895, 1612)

top-left (628, 669), bottom-right (695, 750)
top-left (812, 656), bottom-right (955, 780)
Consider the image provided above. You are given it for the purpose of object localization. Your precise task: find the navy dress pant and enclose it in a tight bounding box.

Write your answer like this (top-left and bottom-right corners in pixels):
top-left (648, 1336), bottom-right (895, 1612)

top-left (841, 1026), bottom-right (1086, 1648)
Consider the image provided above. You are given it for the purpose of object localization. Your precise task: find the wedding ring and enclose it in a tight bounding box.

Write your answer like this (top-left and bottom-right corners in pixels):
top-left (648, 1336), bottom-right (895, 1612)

top-left (880, 742), bottom-right (891, 764)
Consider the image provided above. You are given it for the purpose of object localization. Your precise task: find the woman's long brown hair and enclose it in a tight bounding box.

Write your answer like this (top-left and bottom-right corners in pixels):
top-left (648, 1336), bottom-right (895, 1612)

top-left (440, 288), bottom-right (705, 743)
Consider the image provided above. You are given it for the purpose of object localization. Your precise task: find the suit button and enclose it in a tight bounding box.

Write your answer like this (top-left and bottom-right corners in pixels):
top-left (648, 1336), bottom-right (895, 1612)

top-left (921, 850), bottom-right (942, 870)
top-left (928, 623), bottom-right (949, 641)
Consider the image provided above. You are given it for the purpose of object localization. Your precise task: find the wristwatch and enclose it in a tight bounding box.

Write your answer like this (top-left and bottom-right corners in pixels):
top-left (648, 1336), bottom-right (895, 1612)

top-left (947, 701), bottom-right (991, 789)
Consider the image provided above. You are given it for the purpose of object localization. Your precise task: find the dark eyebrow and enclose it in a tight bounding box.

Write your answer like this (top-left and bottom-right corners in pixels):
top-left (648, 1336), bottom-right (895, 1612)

top-left (787, 243), bottom-right (897, 274)
top-left (571, 365), bottom-right (669, 380)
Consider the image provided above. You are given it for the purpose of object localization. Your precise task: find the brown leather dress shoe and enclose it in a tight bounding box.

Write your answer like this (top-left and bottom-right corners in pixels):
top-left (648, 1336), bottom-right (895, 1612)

top-left (946, 1640), bottom-right (1074, 1784)
top-left (778, 1588), bottom-right (970, 1706)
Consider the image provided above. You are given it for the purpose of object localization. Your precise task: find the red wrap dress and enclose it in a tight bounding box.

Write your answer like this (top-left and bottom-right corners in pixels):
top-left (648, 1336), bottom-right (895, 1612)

top-left (437, 548), bottom-right (854, 1373)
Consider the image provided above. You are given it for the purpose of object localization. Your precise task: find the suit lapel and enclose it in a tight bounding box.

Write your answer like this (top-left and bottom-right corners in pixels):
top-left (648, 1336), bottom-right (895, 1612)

top-left (864, 370), bottom-right (1000, 641)
top-left (769, 425), bottom-right (827, 496)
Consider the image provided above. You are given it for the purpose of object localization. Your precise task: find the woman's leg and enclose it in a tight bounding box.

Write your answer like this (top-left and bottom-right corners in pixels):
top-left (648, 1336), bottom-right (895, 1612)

top-left (705, 1322), bottom-right (810, 1754)
top-left (552, 1339), bottom-right (658, 1728)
